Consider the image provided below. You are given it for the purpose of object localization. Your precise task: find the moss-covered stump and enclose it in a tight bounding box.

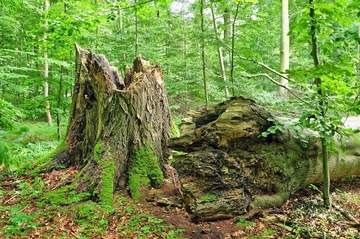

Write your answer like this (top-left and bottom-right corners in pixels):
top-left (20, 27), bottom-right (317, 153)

top-left (169, 96), bottom-right (360, 222)
top-left (42, 45), bottom-right (171, 205)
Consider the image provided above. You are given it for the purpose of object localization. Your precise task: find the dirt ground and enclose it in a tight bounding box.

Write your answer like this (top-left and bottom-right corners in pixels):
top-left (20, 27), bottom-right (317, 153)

top-left (1, 167), bottom-right (360, 239)
top-left (150, 177), bottom-right (360, 239)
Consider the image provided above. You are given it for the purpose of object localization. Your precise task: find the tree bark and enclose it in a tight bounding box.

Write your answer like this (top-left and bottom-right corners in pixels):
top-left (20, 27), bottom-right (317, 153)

top-left (44, 0), bottom-right (52, 126)
top-left (278, 0), bottom-right (290, 96)
top-left (200, 0), bottom-right (209, 109)
top-left (230, 3), bottom-right (240, 97)
top-left (46, 45), bottom-right (171, 205)
top-left (169, 97), bottom-right (360, 222)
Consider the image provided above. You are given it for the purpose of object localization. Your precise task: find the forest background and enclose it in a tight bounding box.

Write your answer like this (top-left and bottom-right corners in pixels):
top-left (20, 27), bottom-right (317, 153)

top-left (1, 0), bottom-right (360, 165)
top-left (1, 0), bottom-right (360, 237)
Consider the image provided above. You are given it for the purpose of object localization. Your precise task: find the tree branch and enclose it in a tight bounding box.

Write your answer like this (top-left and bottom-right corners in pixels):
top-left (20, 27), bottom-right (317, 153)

top-left (242, 73), bottom-right (309, 104)
top-left (228, 46), bottom-right (295, 83)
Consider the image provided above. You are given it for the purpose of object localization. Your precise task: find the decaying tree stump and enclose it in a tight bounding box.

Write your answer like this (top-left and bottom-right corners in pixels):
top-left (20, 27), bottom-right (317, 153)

top-left (169, 97), bottom-right (360, 222)
top-left (45, 45), bottom-right (171, 205)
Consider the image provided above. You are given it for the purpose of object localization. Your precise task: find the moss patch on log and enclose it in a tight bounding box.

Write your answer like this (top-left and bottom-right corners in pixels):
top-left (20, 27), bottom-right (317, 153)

top-left (100, 156), bottom-right (115, 206)
top-left (93, 141), bottom-right (115, 206)
top-left (94, 141), bottom-right (104, 163)
top-left (129, 147), bottom-right (164, 202)
top-left (171, 121), bottom-right (180, 138)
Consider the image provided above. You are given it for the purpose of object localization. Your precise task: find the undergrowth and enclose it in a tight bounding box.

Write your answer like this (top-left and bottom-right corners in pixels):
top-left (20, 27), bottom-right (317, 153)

top-left (1, 121), bottom-right (67, 172)
top-left (0, 173), bottom-right (185, 238)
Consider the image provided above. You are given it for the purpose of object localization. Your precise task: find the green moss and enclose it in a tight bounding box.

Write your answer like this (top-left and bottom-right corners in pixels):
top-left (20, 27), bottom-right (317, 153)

top-left (200, 193), bottom-right (217, 202)
top-left (94, 141), bottom-right (104, 163)
top-left (129, 147), bottom-right (164, 202)
top-left (42, 185), bottom-right (91, 206)
top-left (171, 121), bottom-right (180, 138)
top-left (251, 191), bottom-right (290, 209)
top-left (99, 156), bottom-right (115, 206)
top-left (128, 174), bottom-right (145, 202)
top-left (93, 142), bottom-right (115, 206)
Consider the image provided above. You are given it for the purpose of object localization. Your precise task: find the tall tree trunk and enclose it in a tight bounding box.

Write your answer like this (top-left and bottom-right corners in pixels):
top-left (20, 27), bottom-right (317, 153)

top-left (210, 3), bottom-right (230, 98)
top-left (200, 0), bottom-right (209, 108)
top-left (230, 3), bottom-right (240, 97)
top-left (182, 19), bottom-right (189, 111)
top-left (135, 0), bottom-right (139, 57)
top-left (223, 8), bottom-right (231, 84)
top-left (57, 61), bottom-right (63, 141)
top-left (44, 0), bottom-right (52, 126)
top-left (278, 0), bottom-right (290, 96)
top-left (46, 45), bottom-right (172, 205)
top-left (118, 7), bottom-right (123, 30)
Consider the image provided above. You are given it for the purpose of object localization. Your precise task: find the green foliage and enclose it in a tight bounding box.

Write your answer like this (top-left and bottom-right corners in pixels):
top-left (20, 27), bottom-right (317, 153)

top-left (235, 218), bottom-right (255, 227)
top-left (0, 98), bottom-right (22, 130)
top-left (260, 118), bottom-right (285, 138)
top-left (308, 183), bottom-right (322, 195)
top-left (75, 202), bottom-right (112, 236)
top-left (0, 206), bottom-right (39, 237)
top-left (17, 177), bottom-right (46, 199)
top-left (200, 193), bottom-right (217, 202)
top-left (1, 121), bottom-right (65, 173)
top-left (0, 138), bottom-right (17, 171)
top-left (129, 147), bottom-right (164, 202)
top-left (0, 98), bottom-right (21, 171)
top-left (122, 213), bottom-right (185, 239)
top-left (42, 185), bottom-right (90, 206)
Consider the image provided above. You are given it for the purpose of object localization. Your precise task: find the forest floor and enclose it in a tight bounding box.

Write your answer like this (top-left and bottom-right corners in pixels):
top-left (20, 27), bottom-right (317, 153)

top-left (1, 166), bottom-right (360, 239)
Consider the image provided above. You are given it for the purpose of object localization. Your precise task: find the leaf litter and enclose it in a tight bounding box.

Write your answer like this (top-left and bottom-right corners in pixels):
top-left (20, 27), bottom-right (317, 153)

top-left (0, 168), bottom-right (360, 238)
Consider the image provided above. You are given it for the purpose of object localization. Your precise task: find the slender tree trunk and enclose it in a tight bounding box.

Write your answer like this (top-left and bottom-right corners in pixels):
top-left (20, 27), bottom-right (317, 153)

top-left (118, 7), bottom-right (122, 30)
top-left (210, 3), bottom-right (229, 98)
top-left (200, 0), bottom-right (208, 108)
top-left (57, 62), bottom-right (63, 141)
top-left (135, 0), bottom-right (139, 57)
top-left (230, 3), bottom-right (240, 97)
top-left (182, 19), bottom-right (188, 111)
top-left (44, 0), bottom-right (52, 126)
top-left (279, 0), bottom-right (290, 96)
top-left (223, 8), bottom-right (231, 81)
top-left (309, 0), bottom-right (330, 207)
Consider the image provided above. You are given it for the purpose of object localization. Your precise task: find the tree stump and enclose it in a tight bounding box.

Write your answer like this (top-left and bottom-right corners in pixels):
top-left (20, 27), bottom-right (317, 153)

top-left (46, 45), bottom-right (171, 205)
top-left (169, 97), bottom-right (360, 222)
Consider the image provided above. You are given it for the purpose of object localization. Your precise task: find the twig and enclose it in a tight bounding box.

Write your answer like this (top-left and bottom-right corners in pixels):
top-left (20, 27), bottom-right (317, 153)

top-left (333, 204), bottom-right (359, 224)
top-left (4, 195), bottom-right (17, 205)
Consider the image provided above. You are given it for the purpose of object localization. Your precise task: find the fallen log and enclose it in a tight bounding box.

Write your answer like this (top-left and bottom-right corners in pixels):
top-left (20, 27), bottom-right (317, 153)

top-left (169, 96), bottom-right (360, 222)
